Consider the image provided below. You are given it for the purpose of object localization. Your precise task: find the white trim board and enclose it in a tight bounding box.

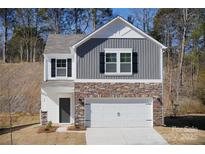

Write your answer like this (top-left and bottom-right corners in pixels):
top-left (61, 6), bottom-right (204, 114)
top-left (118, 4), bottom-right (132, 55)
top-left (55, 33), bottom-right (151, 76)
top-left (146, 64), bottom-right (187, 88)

top-left (44, 53), bottom-right (74, 59)
top-left (75, 79), bottom-right (162, 83)
top-left (72, 16), bottom-right (167, 49)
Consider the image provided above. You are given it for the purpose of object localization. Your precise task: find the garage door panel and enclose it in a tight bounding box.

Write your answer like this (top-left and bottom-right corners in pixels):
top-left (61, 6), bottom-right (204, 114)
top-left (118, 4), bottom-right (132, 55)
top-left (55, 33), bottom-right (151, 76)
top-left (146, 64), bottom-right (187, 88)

top-left (86, 98), bottom-right (153, 128)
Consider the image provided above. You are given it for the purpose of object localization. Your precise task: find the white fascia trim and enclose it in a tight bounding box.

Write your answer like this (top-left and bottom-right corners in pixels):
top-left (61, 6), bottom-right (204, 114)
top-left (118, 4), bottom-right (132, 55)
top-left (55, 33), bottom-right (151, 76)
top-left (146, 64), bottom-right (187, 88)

top-left (75, 79), bottom-right (162, 83)
top-left (104, 48), bottom-right (132, 52)
top-left (116, 16), bottom-right (167, 49)
top-left (72, 16), bottom-right (167, 49)
top-left (44, 53), bottom-right (74, 58)
top-left (72, 17), bottom-right (120, 49)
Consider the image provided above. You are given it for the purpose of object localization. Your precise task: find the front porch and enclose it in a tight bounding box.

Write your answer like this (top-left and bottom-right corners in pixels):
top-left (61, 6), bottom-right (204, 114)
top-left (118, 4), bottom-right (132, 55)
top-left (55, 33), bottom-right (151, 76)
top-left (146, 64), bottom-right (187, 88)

top-left (40, 81), bottom-right (75, 125)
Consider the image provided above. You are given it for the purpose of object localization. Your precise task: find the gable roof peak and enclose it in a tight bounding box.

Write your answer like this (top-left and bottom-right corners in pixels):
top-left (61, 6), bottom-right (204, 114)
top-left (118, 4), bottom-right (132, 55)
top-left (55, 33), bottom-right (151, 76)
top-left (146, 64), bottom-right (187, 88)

top-left (72, 16), bottom-right (166, 49)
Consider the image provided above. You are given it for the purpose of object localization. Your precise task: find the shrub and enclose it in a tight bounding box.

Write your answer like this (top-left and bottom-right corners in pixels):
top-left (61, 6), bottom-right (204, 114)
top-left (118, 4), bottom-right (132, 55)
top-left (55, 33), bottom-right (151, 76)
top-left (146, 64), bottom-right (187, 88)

top-left (196, 69), bottom-right (205, 104)
top-left (178, 99), bottom-right (205, 114)
top-left (44, 121), bottom-right (52, 131)
top-left (196, 52), bottom-right (205, 104)
top-left (47, 121), bottom-right (52, 128)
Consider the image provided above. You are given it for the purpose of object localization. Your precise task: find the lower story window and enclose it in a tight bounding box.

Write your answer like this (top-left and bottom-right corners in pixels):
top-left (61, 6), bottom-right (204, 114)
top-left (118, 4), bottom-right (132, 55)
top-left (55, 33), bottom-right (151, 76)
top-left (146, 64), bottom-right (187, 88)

top-left (57, 59), bottom-right (66, 76)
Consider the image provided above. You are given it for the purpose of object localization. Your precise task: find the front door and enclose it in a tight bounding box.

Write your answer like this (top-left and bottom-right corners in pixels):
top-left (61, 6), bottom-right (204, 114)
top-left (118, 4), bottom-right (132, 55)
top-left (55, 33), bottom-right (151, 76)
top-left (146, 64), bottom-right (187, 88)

top-left (59, 98), bottom-right (70, 123)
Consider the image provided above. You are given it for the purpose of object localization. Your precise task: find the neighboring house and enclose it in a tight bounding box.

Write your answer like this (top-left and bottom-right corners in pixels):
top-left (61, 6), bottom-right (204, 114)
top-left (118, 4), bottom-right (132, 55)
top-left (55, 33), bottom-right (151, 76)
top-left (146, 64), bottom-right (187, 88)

top-left (41, 16), bottom-right (166, 128)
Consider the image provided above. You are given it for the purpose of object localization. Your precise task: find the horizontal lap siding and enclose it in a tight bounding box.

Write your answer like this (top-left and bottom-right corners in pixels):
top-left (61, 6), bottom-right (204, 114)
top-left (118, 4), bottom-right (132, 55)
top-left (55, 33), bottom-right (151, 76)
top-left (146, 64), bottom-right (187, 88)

top-left (76, 38), bottom-right (161, 79)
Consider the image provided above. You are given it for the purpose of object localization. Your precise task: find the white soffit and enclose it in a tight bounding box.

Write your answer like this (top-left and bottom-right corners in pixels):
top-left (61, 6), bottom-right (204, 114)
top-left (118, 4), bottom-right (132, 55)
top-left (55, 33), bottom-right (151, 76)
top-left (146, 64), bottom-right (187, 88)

top-left (93, 19), bottom-right (144, 39)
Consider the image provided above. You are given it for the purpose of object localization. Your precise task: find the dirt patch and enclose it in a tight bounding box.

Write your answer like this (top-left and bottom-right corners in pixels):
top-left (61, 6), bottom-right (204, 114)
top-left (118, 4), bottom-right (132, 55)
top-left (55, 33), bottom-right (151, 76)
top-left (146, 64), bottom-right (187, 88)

top-left (37, 126), bottom-right (58, 133)
top-left (155, 126), bottom-right (205, 145)
top-left (0, 124), bottom-right (86, 145)
top-left (67, 125), bottom-right (86, 131)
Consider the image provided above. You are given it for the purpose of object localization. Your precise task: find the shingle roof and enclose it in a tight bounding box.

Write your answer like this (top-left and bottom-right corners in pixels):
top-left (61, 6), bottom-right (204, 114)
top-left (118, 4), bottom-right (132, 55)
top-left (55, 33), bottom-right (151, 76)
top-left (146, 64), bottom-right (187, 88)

top-left (44, 34), bottom-right (85, 54)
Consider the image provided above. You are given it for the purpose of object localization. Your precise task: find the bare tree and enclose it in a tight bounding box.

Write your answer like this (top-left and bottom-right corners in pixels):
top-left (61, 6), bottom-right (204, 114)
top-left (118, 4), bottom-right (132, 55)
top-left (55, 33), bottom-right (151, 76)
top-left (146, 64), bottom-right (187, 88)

top-left (90, 8), bottom-right (113, 31)
top-left (176, 9), bottom-right (188, 107)
top-left (0, 9), bottom-right (14, 63)
top-left (130, 8), bottom-right (157, 33)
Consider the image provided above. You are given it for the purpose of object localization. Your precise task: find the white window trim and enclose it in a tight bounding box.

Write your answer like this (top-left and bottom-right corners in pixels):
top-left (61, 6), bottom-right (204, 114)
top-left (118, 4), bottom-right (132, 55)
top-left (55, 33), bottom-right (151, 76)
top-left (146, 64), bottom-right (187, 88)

top-left (50, 58), bottom-right (73, 80)
top-left (44, 53), bottom-right (76, 81)
top-left (104, 48), bottom-right (133, 76)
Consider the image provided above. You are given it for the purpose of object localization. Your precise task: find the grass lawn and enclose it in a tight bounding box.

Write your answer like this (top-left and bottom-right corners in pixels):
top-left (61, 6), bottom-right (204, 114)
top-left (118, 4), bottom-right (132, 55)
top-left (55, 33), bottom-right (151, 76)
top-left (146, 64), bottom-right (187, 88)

top-left (155, 114), bottom-right (205, 145)
top-left (0, 124), bottom-right (86, 145)
top-left (0, 113), bottom-right (39, 128)
top-left (155, 126), bottom-right (205, 145)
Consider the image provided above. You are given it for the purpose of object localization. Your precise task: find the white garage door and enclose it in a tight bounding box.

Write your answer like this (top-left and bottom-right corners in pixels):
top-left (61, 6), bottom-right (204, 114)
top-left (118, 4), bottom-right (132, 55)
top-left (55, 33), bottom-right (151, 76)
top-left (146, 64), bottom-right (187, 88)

top-left (85, 98), bottom-right (153, 128)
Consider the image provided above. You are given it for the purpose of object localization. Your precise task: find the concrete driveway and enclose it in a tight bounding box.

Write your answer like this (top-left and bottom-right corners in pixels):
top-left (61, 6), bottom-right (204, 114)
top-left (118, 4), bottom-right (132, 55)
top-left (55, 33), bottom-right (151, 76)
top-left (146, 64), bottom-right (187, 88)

top-left (86, 128), bottom-right (168, 145)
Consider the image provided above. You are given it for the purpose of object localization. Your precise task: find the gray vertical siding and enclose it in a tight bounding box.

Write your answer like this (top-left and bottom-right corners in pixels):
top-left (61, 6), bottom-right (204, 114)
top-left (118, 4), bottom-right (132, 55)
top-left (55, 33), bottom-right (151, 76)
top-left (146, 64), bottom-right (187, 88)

top-left (76, 38), bottom-right (161, 79)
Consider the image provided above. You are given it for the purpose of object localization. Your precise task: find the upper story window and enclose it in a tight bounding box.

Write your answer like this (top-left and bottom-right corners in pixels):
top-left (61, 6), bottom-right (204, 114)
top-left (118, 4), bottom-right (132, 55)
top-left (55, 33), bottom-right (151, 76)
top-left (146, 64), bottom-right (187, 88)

top-left (51, 58), bottom-right (72, 78)
top-left (56, 59), bottom-right (67, 76)
top-left (104, 49), bottom-right (132, 75)
top-left (120, 53), bottom-right (131, 73)
top-left (105, 53), bottom-right (117, 73)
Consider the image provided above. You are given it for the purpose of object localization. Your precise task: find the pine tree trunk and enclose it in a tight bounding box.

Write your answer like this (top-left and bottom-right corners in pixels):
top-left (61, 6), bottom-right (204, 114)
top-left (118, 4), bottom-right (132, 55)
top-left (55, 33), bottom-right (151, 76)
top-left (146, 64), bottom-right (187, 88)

top-left (92, 9), bottom-right (97, 31)
top-left (3, 9), bottom-right (8, 63)
top-left (26, 44), bottom-right (29, 62)
top-left (74, 9), bottom-right (78, 34)
top-left (2, 31), bottom-right (5, 63)
top-left (176, 8), bottom-right (188, 105)
top-left (20, 44), bottom-right (23, 63)
top-left (30, 44), bottom-right (33, 62)
top-left (33, 41), bottom-right (36, 62)
top-left (55, 9), bottom-right (60, 34)
top-left (143, 9), bottom-right (146, 32)
top-left (191, 59), bottom-right (194, 95)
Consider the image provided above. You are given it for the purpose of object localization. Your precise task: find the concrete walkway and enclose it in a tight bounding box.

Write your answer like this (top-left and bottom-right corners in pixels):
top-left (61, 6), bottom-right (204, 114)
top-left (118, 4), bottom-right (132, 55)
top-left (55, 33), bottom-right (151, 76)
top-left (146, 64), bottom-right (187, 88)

top-left (86, 128), bottom-right (168, 145)
top-left (56, 126), bottom-right (68, 132)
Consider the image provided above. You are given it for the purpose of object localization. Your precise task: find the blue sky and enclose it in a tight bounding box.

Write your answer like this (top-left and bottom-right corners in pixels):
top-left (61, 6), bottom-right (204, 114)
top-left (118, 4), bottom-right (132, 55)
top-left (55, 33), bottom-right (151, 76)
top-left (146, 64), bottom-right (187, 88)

top-left (112, 8), bottom-right (131, 19)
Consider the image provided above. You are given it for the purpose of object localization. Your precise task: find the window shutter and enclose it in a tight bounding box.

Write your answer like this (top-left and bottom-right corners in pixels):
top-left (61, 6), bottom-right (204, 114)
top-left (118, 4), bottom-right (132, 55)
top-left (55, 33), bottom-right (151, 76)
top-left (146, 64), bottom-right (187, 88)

top-left (133, 52), bottom-right (138, 73)
top-left (67, 59), bottom-right (72, 77)
top-left (51, 59), bottom-right (56, 77)
top-left (100, 52), bottom-right (105, 73)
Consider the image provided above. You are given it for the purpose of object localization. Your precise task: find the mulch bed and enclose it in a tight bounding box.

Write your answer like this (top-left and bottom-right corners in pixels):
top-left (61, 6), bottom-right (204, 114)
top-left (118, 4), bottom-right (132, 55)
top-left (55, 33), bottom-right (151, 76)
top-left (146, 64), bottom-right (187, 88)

top-left (37, 126), bottom-right (59, 133)
top-left (164, 114), bottom-right (205, 130)
top-left (67, 125), bottom-right (86, 131)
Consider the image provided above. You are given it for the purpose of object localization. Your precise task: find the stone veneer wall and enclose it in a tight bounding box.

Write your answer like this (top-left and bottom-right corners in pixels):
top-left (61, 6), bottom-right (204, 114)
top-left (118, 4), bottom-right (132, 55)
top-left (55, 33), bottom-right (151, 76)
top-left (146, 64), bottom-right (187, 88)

top-left (40, 111), bottom-right (48, 125)
top-left (74, 83), bottom-right (163, 127)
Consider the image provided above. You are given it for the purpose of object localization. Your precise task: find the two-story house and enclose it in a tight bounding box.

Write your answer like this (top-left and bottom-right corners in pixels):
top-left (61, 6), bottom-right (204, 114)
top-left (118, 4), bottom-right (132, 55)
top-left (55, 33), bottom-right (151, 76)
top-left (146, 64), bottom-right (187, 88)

top-left (40, 16), bottom-right (166, 128)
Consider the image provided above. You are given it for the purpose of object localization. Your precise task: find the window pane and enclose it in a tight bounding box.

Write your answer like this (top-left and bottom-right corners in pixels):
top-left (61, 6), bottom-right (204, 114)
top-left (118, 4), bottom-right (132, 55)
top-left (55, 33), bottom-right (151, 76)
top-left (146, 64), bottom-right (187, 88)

top-left (120, 53), bottom-right (131, 62)
top-left (62, 60), bottom-right (66, 67)
top-left (57, 68), bottom-right (66, 76)
top-left (106, 64), bottom-right (117, 72)
top-left (120, 63), bottom-right (131, 72)
top-left (57, 60), bottom-right (61, 67)
top-left (106, 53), bottom-right (116, 62)
top-left (57, 59), bottom-right (66, 67)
